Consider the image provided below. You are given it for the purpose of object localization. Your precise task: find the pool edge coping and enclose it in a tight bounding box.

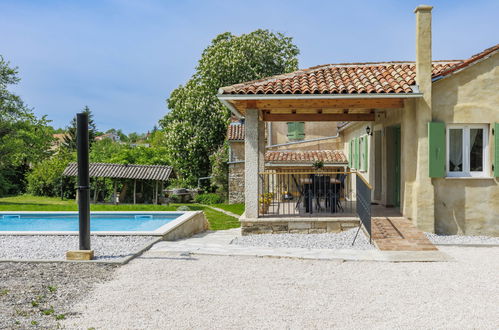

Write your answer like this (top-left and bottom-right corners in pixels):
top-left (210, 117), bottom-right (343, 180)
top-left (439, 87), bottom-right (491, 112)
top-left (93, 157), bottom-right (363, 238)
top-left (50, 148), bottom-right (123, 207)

top-left (0, 211), bottom-right (206, 264)
top-left (0, 211), bottom-right (200, 236)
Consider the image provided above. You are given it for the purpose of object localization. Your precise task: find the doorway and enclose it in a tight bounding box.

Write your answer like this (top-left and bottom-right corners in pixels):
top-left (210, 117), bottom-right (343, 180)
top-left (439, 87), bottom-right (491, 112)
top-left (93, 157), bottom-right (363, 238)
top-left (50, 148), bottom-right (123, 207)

top-left (386, 126), bottom-right (401, 207)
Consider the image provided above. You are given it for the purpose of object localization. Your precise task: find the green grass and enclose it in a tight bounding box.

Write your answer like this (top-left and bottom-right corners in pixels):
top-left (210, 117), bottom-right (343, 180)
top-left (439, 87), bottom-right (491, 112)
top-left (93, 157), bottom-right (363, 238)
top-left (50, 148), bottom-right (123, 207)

top-left (0, 195), bottom-right (240, 230)
top-left (212, 203), bottom-right (245, 216)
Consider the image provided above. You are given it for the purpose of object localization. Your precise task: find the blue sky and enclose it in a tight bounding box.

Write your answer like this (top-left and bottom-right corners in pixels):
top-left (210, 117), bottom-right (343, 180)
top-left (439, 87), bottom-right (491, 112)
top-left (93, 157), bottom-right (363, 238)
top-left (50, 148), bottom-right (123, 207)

top-left (1, 0), bottom-right (497, 133)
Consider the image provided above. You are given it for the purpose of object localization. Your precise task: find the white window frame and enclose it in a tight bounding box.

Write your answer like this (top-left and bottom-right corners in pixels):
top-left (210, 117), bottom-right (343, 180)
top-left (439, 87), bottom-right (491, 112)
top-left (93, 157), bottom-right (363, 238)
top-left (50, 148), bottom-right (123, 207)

top-left (446, 124), bottom-right (489, 178)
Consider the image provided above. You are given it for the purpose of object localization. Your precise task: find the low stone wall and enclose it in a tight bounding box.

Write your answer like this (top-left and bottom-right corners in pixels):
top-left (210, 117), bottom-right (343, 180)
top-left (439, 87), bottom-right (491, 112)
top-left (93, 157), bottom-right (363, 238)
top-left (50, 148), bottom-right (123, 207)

top-left (163, 211), bottom-right (208, 241)
top-left (241, 219), bottom-right (359, 235)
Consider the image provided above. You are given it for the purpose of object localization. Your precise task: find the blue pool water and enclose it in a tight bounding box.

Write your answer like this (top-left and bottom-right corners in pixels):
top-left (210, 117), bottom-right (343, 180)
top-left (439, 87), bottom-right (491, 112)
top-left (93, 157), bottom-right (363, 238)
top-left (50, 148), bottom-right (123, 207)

top-left (0, 213), bottom-right (181, 232)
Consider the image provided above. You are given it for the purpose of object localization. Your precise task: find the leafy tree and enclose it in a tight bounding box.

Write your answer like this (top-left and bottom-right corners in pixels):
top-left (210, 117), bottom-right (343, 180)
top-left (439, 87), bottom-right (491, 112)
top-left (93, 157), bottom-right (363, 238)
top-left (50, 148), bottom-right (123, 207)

top-left (160, 29), bottom-right (299, 185)
top-left (209, 143), bottom-right (229, 197)
top-left (26, 151), bottom-right (76, 198)
top-left (61, 106), bottom-right (97, 151)
top-left (0, 55), bottom-right (54, 196)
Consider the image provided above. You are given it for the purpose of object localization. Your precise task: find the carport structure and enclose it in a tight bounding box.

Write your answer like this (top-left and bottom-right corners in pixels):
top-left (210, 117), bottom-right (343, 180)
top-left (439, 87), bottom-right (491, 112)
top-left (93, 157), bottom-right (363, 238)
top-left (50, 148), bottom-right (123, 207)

top-left (63, 162), bottom-right (173, 204)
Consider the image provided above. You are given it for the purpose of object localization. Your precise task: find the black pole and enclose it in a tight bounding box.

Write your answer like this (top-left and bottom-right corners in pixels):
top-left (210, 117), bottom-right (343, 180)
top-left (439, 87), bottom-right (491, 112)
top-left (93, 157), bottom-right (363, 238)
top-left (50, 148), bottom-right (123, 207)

top-left (76, 112), bottom-right (91, 250)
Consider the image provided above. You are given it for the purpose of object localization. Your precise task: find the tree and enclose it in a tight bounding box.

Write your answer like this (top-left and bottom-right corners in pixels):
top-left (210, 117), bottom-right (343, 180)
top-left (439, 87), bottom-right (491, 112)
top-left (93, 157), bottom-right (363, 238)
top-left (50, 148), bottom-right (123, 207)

top-left (62, 106), bottom-right (97, 151)
top-left (0, 55), bottom-right (53, 196)
top-left (160, 29), bottom-right (299, 185)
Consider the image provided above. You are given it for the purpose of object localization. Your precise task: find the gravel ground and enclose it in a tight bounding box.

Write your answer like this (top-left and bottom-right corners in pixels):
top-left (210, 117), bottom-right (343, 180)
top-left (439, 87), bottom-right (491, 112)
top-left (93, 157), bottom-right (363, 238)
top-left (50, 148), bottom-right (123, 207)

top-left (61, 246), bottom-right (499, 329)
top-left (426, 232), bottom-right (499, 245)
top-left (232, 228), bottom-right (374, 250)
top-left (0, 235), bottom-right (158, 261)
top-left (0, 262), bottom-right (117, 329)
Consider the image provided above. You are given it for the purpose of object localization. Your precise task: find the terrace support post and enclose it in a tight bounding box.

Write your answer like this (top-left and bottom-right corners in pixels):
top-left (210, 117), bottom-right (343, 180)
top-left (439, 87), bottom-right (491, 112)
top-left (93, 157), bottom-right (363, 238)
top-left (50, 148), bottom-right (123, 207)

top-left (244, 109), bottom-right (264, 219)
top-left (67, 112), bottom-right (93, 260)
top-left (155, 181), bottom-right (159, 205)
top-left (133, 179), bottom-right (137, 205)
top-left (113, 181), bottom-right (117, 205)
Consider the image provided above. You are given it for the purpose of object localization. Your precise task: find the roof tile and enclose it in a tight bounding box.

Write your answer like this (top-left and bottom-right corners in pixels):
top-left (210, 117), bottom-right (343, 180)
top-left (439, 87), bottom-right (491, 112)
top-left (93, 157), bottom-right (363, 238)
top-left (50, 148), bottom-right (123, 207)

top-left (265, 150), bottom-right (347, 164)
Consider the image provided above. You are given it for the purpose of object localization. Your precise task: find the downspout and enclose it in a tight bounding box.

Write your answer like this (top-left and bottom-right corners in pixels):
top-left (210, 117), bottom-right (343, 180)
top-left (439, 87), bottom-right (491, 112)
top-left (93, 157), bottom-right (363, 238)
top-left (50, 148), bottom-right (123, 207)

top-left (267, 132), bottom-right (340, 149)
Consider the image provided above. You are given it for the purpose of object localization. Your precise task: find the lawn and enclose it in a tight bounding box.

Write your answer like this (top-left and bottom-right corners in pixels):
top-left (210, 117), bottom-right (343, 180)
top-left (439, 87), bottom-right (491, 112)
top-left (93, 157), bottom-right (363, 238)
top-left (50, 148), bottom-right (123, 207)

top-left (0, 195), bottom-right (240, 230)
top-left (212, 203), bottom-right (245, 216)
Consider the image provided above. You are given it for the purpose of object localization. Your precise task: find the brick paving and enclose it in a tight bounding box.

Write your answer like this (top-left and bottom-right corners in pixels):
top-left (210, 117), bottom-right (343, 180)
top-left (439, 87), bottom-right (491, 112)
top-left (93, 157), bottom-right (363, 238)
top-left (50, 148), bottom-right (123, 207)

top-left (372, 217), bottom-right (437, 251)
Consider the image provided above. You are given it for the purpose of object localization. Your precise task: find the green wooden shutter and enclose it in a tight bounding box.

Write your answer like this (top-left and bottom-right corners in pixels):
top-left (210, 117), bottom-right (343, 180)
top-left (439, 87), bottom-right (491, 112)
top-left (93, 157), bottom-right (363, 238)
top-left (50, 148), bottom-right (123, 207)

top-left (287, 122), bottom-right (304, 140)
top-left (363, 135), bottom-right (368, 171)
top-left (348, 140), bottom-right (353, 168)
top-left (354, 137), bottom-right (359, 169)
top-left (494, 123), bottom-right (499, 177)
top-left (428, 122), bottom-right (446, 178)
top-left (287, 122), bottom-right (296, 140)
top-left (296, 122), bottom-right (305, 140)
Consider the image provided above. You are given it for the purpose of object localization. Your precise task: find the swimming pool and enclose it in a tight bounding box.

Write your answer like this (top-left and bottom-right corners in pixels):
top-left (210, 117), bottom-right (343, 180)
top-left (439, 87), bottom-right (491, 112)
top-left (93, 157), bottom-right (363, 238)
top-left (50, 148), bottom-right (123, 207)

top-left (0, 211), bottom-right (199, 235)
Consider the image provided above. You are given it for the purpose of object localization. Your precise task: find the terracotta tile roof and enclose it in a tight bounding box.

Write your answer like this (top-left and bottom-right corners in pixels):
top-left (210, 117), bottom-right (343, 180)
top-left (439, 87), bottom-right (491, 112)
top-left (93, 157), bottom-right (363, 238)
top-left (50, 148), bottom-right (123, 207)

top-left (220, 61), bottom-right (461, 95)
top-left (227, 123), bottom-right (244, 141)
top-left (433, 44), bottom-right (499, 79)
top-left (265, 150), bottom-right (347, 164)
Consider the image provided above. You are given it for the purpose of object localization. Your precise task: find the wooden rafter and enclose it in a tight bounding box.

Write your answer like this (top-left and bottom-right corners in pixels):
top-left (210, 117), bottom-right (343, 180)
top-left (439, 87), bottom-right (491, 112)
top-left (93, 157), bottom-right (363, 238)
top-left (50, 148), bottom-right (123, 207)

top-left (232, 98), bottom-right (404, 111)
top-left (262, 112), bottom-right (375, 122)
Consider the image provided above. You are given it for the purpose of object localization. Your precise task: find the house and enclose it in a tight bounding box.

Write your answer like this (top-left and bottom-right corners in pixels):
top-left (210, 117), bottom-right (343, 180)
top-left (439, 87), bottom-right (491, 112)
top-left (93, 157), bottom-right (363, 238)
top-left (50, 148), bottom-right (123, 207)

top-left (95, 132), bottom-right (120, 142)
top-left (50, 133), bottom-right (68, 151)
top-left (219, 5), bottom-right (499, 236)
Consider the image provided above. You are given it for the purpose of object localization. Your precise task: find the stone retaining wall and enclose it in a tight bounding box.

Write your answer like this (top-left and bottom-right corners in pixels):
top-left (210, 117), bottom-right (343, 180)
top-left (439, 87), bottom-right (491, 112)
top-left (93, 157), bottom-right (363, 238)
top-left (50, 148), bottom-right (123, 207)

top-left (241, 219), bottom-right (359, 235)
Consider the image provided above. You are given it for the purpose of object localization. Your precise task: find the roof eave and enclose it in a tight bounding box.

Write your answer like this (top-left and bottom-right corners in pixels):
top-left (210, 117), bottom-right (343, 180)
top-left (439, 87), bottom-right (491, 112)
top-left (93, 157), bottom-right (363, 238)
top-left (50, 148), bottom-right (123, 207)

top-left (217, 92), bottom-right (423, 101)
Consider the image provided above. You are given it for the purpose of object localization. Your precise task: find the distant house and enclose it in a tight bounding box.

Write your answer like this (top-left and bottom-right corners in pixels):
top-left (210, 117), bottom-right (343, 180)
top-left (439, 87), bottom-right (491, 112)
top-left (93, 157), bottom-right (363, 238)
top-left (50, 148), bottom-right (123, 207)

top-left (220, 6), bottom-right (499, 236)
top-left (50, 133), bottom-right (69, 151)
top-left (95, 132), bottom-right (120, 142)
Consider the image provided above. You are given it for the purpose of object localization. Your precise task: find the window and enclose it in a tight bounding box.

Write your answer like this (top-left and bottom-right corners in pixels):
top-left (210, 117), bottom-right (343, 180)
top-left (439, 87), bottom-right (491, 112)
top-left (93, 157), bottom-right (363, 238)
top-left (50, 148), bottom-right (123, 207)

top-left (446, 124), bottom-right (489, 177)
top-left (287, 122), bottom-right (305, 141)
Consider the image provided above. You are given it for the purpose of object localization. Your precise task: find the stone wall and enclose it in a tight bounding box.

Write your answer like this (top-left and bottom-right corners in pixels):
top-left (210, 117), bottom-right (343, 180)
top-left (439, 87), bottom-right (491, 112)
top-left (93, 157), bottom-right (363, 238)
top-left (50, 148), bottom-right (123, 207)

top-left (228, 141), bottom-right (245, 204)
top-left (241, 219), bottom-right (359, 235)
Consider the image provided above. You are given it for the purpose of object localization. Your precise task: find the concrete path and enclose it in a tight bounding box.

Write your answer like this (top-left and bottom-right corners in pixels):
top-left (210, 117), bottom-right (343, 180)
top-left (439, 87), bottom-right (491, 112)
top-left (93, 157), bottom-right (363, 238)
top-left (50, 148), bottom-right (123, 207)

top-left (199, 204), bottom-right (240, 218)
top-left (150, 229), bottom-right (452, 262)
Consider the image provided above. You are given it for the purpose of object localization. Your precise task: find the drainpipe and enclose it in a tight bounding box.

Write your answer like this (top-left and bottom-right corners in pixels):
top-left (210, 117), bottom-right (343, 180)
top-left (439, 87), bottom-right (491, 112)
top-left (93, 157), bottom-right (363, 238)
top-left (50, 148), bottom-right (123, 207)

top-left (267, 132), bottom-right (340, 149)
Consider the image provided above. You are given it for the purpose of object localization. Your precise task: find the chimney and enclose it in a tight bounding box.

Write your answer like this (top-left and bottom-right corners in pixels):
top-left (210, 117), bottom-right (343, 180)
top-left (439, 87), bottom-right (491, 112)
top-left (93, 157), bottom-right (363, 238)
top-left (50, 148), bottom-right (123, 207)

top-left (414, 5), bottom-right (433, 94)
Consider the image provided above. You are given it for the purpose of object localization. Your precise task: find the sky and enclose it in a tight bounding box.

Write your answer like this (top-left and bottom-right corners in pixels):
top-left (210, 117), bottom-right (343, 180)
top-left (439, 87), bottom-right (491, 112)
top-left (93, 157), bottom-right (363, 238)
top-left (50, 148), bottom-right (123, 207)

top-left (1, 0), bottom-right (497, 133)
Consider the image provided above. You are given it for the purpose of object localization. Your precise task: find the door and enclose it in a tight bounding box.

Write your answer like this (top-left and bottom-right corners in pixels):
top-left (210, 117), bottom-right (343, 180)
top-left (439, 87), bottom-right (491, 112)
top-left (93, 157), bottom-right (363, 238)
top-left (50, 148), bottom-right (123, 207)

top-left (393, 126), bottom-right (401, 207)
top-left (386, 126), bottom-right (401, 208)
top-left (374, 130), bottom-right (382, 201)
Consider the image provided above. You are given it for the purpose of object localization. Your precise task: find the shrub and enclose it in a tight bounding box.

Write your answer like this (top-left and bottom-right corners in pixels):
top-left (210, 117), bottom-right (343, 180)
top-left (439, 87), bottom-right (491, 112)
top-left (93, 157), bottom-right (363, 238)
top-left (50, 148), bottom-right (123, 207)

top-left (194, 193), bottom-right (224, 205)
top-left (26, 152), bottom-right (75, 198)
top-left (176, 205), bottom-right (191, 211)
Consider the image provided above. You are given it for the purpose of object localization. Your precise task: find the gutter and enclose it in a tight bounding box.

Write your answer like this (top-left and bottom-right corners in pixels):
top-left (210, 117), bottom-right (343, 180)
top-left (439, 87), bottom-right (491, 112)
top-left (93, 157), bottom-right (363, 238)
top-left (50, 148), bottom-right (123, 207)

top-left (218, 98), bottom-right (244, 118)
top-left (217, 92), bottom-right (424, 102)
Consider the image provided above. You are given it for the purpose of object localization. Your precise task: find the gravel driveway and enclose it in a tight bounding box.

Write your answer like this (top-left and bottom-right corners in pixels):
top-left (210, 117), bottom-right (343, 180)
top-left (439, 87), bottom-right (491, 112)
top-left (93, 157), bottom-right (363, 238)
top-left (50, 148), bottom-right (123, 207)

top-left (0, 263), bottom-right (117, 329)
top-left (62, 246), bottom-right (499, 329)
top-left (0, 235), bottom-right (158, 261)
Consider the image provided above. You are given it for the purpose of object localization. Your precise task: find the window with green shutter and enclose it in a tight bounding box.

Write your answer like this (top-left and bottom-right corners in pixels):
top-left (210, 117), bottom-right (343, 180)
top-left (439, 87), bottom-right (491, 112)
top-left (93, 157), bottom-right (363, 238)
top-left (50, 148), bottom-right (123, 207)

top-left (287, 122), bottom-right (305, 141)
top-left (428, 122), bottom-right (446, 178)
